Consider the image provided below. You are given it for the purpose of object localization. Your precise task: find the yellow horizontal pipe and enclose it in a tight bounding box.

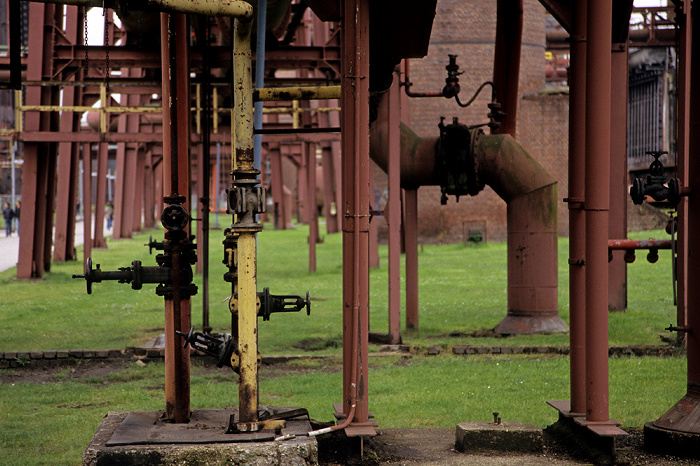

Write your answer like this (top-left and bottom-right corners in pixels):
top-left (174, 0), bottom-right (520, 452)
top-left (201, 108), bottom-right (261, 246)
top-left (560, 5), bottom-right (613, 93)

top-left (254, 86), bottom-right (342, 102)
top-left (18, 105), bottom-right (161, 113)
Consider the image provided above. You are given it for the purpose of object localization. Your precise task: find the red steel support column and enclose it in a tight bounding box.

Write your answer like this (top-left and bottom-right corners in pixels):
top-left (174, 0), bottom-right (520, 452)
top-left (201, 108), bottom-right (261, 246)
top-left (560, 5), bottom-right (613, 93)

top-left (307, 143), bottom-right (318, 272)
top-left (650, 0), bottom-right (700, 436)
top-left (53, 5), bottom-right (81, 262)
top-left (93, 142), bottom-right (108, 248)
top-left (17, 2), bottom-right (57, 279)
top-left (297, 144), bottom-right (307, 224)
top-left (133, 149), bottom-right (145, 232)
top-left (143, 152), bottom-right (156, 229)
top-left (492, 0), bottom-right (523, 137)
top-left (387, 74), bottom-right (402, 344)
top-left (340, 0), bottom-right (373, 432)
top-left (160, 12), bottom-right (191, 423)
top-left (112, 122), bottom-right (128, 239)
top-left (608, 4), bottom-right (632, 312)
top-left (568, 0), bottom-right (587, 415)
top-left (585, 0), bottom-right (612, 423)
top-left (82, 143), bottom-right (92, 272)
top-left (405, 188), bottom-right (419, 329)
top-left (369, 176), bottom-right (379, 269)
top-left (675, 0), bottom-right (691, 344)
top-left (269, 144), bottom-right (285, 229)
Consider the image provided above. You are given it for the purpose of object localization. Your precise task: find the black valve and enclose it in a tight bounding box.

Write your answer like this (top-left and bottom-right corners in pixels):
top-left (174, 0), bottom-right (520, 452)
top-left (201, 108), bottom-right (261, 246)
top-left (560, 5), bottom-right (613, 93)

top-left (146, 234), bottom-right (165, 255)
top-left (630, 151), bottom-right (680, 207)
top-left (161, 204), bottom-right (189, 231)
top-left (177, 326), bottom-right (237, 369)
top-left (258, 287), bottom-right (311, 321)
top-left (72, 256), bottom-right (194, 296)
top-left (442, 54), bottom-right (462, 98)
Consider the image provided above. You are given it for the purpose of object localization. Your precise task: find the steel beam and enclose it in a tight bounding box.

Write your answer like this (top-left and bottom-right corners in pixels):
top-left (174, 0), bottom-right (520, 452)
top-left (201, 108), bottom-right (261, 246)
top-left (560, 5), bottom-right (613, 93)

top-left (93, 142), bottom-right (108, 248)
top-left (386, 75), bottom-right (402, 344)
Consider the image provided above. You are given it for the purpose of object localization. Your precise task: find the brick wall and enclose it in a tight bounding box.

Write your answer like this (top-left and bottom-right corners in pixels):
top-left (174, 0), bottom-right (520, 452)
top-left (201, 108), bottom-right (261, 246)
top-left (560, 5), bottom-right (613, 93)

top-left (376, 0), bottom-right (549, 243)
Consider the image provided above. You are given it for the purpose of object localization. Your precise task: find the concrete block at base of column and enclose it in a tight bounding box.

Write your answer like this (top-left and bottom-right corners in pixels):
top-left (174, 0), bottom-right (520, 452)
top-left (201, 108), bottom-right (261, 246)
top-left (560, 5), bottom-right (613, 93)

top-left (455, 421), bottom-right (543, 454)
top-left (83, 410), bottom-right (318, 466)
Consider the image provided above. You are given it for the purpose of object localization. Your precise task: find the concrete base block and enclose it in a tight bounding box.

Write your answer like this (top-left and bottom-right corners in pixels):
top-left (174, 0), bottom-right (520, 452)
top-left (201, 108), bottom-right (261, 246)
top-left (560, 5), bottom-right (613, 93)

top-left (83, 410), bottom-right (318, 466)
top-left (455, 421), bottom-right (543, 454)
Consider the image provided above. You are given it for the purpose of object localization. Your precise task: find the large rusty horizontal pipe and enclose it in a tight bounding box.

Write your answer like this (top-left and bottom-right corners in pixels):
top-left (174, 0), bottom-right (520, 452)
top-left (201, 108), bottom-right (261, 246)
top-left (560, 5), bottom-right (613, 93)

top-left (29, 0), bottom-right (253, 18)
top-left (370, 102), bottom-right (567, 335)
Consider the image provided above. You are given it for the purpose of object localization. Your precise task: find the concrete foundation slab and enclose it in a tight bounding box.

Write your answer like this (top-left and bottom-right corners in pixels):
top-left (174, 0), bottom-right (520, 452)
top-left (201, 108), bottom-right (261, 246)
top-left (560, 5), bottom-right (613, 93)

top-left (83, 410), bottom-right (318, 465)
top-left (455, 421), bottom-right (543, 453)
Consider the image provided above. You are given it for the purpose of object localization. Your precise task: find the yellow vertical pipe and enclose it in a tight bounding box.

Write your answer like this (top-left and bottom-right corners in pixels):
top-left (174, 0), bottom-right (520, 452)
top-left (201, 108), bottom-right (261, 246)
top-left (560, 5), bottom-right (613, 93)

top-left (231, 15), bottom-right (257, 424)
top-left (237, 232), bottom-right (257, 420)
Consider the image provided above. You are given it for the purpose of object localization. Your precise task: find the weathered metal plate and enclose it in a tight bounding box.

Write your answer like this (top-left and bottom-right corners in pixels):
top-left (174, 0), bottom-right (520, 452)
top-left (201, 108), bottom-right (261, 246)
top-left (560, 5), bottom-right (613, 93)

top-left (107, 410), bottom-right (277, 446)
top-left (653, 393), bottom-right (700, 434)
top-left (573, 418), bottom-right (628, 437)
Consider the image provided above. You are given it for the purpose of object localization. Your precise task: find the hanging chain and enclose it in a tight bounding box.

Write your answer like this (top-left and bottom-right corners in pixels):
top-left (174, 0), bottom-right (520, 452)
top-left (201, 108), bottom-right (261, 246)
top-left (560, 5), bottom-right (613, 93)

top-left (83, 8), bottom-right (89, 72)
top-left (103, 11), bottom-right (110, 95)
top-left (138, 10), bottom-right (143, 49)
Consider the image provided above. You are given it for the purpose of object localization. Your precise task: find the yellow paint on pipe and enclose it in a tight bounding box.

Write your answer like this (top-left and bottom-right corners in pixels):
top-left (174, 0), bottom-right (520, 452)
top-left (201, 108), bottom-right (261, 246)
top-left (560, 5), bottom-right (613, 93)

top-left (237, 232), bottom-right (258, 422)
top-left (233, 17), bottom-right (253, 170)
top-left (254, 85), bottom-right (342, 102)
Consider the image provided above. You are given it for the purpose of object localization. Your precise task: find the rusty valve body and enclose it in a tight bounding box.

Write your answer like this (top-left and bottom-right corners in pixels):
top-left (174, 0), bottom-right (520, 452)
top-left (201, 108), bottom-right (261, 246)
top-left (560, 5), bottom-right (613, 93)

top-left (630, 151), bottom-right (680, 207)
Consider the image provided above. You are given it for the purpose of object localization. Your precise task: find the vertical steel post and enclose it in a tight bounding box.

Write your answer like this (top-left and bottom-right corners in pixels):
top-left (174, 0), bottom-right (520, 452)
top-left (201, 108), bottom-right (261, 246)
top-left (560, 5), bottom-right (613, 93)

top-left (341, 0), bottom-right (372, 429)
top-left (82, 143), bottom-right (92, 273)
top-left (568, 0), bottom-right (587, 416)
top-left (608, 40), bottom-right (629, 312)
top-left (160, 12), bottom-right (192, 424)
top-left (404, 188), bottom-right (419, 329)
top-left (387, 74), bottom-right (402, 344)
top-left (307, 144), bottom-right (318, 272)
top-left (584, 0), bottom-right (612, 423)
top-left (228, 13), bottom-right (259, 425)
top-left (675, 0), bottom-right (691, 344)
top-left (93, 142), bottom-right (108, 248)
top-left (492, 0), bottom-right (523, 137)
top-left (650, 0), bottom-right (700, 436)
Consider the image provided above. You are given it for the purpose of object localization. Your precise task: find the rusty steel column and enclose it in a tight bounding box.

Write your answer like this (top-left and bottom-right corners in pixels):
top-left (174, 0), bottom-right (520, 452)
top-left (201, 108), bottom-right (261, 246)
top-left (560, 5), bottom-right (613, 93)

top-left (584, 0), bottom-right (612, 423)
top-left (369, 176), bottom-right (380, 269)
top-left (53, 6), bottom-right (81, 263)
top-left (17, 2), bottom-right (57, 279)
top-left (648, 0), bottom-right (700, 440)
top-left (404, 188), bottom-right (419, 329)
top-left (82, 143), bottom-right (92, 272)
top-left (608, 4), bottom-right (632, 312)
top-left (133, 150), bottom-right (145, 232)
top-left (112, 121), bottom-right (128, 239)
top-left (675, 0), bottom-right (691, 345)
top-left (387, 74), bottom-right (402, 344)
top-left (269, 144), bottom-right (285, 229)
top-left (568, 0), bottom-right (587, 416)
top-left (307, 143), bottom-right (318, 272)
top-left (144, 152), bottom-right (156, 229)
top-left (297, 144), bottom-right (307, 224)
top-left (340, 0), bottom-right (373, 433)
top-left (160, 12), bottom-right (191, 423)
top-left (492, 0), bottom-right (523, 137)
top-left (93, 142), bottom-right (108, 248)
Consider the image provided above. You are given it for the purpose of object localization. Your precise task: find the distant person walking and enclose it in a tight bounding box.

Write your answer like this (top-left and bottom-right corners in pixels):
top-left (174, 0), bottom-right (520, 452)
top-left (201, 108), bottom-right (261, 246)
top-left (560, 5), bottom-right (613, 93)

top-left (106, 201), bottom-right (114, 230)
top-left (13, 200), bottom-right (20, 234)
top-left (3, 202), bottom-right (13, 237)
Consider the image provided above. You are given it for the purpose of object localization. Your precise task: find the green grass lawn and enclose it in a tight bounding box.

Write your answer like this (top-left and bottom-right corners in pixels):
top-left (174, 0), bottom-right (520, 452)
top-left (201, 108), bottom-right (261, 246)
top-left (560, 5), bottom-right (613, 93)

top-left (0, 219), bottom-right (685, 464)
top-left (0, 220), bottom-right (679, 351)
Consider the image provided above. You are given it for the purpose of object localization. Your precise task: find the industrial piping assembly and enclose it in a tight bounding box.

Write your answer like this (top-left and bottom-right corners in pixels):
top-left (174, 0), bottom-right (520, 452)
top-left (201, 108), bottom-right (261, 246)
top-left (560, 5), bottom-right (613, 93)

top-left (370, 96), bottom-right (567, 335)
